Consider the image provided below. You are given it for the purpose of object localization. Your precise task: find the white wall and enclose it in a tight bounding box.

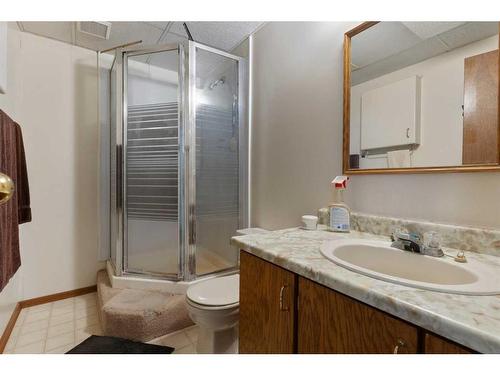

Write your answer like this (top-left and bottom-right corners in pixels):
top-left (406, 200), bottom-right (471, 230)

top-left (350, 35), bottom-right (498, 169)
top-left (250, 22), bottom-right (500, 231)
top-left (0, 25), bottom-right (101, 333)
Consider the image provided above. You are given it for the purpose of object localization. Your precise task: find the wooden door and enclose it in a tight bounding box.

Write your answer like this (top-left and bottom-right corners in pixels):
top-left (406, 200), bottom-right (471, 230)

top-left (463, 49), bottom-right (499, 165)
top-left (239, 251), bottom-right (296, 353)
top-left (424, 332), bottom-right (474, 354)
top-left (298, 277), bottom-right (418, 353)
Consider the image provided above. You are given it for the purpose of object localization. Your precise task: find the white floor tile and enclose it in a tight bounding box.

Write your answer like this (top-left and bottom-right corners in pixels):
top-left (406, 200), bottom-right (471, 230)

top-left (49, 311), bottom-right (74, 326)
top-left (16, 329), bottom-right (47, 348)
top-left (51, 304), bottom-right (74, 317)
top-left (10, 325), bottom-right (20, 337)
top-left (45, 331), bottom-right (75, 352)
top-left (3, 293), bottom-right (103, 355)
top-left (48, 321), bottom-right (75, 338)
top-left (173, 343), bottom-right (197, 354)
top-left (76, 314), bottom-right (99, 329)
top-left (24, 310), bottom-right (50, 324)
top-left (20, 319), bottom-right (50, 335)
top-left (45, 342), bottom-right (76, 354)
top-left (75, 297), bottom-right (97, 310)
top-left (16, 309), bottom-right (27, 324)
top-left (52, 298), bottom-right (74, 308)
top-left (184, 325), bottom-right (199, 343)
top-left (150, 331), bottom-right (191, 349)
top-left (5, 335), bottom-right (17, 351)
top-left (75, 306), bottom-right (97, 319)
top-left (13, 340), bottom-right (45, 354)
top-left (26, 303), bottom-right (52, 313)
top-left (74, 293), bottom-right (97, 303)
top-left (75, 323), bottom-right (102, 344)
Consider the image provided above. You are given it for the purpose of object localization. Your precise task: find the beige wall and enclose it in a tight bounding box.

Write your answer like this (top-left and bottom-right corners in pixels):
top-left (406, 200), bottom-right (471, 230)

top-left (250, 22), bottom-right (500, 231)
top-left (0, 26), bottom-right (101, 333)
top-left (251, 22), bottom-right (350, 229)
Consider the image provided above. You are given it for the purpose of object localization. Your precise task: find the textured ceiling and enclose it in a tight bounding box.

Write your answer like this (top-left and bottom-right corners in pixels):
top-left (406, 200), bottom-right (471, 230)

top-left (351, 22), bottom-right (498, 85)
top-left (16, 21), bottom-right (263, 53)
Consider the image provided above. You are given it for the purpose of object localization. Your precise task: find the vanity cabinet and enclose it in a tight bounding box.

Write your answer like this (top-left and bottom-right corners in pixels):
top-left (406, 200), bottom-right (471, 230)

top-left (239, 251), bottom-right (475, 354)
top-left (239, 251), bottom-right (296, 353)
top-left (298, 277), bottom-right (418, 353)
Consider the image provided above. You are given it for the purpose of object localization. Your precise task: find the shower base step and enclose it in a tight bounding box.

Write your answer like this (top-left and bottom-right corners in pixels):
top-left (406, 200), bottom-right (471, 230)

top-left (97, 270), bottom-right (193, 342)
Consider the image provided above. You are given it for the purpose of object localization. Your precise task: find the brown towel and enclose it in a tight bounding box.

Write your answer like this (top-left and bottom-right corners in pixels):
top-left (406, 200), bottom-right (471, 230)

top-left (0, 109), bottom-right (32, 292)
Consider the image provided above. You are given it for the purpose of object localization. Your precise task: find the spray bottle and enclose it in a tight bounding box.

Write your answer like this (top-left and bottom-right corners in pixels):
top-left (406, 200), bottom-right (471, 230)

top-left (328, 176), bottom-right (350, 232)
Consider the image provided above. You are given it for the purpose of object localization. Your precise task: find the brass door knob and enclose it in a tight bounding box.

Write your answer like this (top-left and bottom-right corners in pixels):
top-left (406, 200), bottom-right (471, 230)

top-left (0, 172), bottom-right (15, 205)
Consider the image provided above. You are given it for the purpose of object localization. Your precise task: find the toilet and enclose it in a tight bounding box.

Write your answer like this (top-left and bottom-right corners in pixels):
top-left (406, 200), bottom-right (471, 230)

top-left (186, 274), bottom-right (240, 354)
top-left (185, 229), bottom-right (267, 354)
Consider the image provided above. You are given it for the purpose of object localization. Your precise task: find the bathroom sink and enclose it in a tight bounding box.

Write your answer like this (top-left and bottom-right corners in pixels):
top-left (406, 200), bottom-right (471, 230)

top-left (320, 239), bottom-right (500, 295)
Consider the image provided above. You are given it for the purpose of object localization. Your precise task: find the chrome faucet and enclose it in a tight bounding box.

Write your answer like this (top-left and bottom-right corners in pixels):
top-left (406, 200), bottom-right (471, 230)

top-left (391, 228), bottom-right (422, 253)
top-left (391, 227), bottom-right (444, 257)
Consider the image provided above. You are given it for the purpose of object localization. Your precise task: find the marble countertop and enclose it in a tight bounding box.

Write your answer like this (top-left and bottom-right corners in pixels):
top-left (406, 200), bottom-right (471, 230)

top-left (231, 226), bottom-right (500, 353)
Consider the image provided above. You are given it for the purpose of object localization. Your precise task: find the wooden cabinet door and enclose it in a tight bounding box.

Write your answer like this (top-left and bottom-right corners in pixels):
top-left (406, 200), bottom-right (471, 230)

top-left (424, 332), bottom-right (474, 354)
top-left (298, 277), bottom-right (418, 354)
top-left (239, 251), bottom-right (296, 353)
top-left (463, 49), bottom-right (499, 165)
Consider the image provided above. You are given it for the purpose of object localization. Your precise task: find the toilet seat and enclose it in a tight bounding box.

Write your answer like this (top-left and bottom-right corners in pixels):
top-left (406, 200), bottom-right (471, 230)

top-left (186, 298), bottom-right (239, 311)
top-left (186, 274), bottom-right (239, 308)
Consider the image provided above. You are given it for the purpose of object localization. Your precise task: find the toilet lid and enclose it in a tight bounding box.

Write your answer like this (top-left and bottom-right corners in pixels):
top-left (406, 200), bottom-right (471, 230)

top-left (187, 274), bottom-right (239, 307)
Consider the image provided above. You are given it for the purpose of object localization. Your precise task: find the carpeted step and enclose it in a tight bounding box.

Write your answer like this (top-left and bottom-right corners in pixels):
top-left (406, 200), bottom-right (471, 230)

top-left (97, 270), bottom-right (193, 342)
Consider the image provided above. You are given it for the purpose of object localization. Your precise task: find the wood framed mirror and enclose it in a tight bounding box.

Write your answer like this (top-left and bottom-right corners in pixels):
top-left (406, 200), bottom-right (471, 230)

top-left (343, 22), bottom-right (500, 174)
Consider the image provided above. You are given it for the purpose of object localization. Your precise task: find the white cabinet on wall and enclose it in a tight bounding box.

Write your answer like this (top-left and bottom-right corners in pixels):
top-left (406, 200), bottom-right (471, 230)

top-left (0, 22), bottom-right (6, 94)
top-left (360, 76), bottom-right (421, 151)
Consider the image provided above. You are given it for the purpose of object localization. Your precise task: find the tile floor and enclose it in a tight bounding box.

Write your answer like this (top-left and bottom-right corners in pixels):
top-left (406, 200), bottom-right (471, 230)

top-left (3, 292), bottom-right (199, 354)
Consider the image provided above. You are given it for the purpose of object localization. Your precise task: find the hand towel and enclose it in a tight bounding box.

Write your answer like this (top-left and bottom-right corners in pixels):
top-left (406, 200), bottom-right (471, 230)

top-left (387, 150), bottom-right (411, 168)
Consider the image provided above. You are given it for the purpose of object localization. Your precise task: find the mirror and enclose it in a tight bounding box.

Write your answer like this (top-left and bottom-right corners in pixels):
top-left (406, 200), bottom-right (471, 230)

top-left (344, 22), bottom-right (500, 174)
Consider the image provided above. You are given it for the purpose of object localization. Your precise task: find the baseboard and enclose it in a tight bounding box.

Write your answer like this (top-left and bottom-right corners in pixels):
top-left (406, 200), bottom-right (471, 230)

top-left (0, 285), bottom-right (97, 353)
top-left (19, 285), bottom-right (97, 309)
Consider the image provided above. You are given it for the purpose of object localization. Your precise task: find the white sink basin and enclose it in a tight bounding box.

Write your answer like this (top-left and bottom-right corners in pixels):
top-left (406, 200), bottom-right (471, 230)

top-left (320, 239), bottom-right (500, 295)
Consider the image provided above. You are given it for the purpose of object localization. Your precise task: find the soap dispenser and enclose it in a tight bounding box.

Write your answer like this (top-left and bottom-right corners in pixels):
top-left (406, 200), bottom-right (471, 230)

top-left (328, 176), bottom-right (350, 232)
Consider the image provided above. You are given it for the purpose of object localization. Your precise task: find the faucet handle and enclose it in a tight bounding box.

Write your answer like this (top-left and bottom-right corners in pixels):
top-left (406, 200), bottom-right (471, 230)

top-left (423, 231), bottom-right (440, 249)
top-left (422, 231), bottom-right (444, 257)
top-left (391, 226), bottom-right (408, 241)
top-left (392, 226), bottom-right (421, 243)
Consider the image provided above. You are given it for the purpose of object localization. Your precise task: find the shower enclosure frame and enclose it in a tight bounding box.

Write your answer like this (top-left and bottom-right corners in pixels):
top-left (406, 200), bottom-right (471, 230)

top-left (109, 41), bottom-right (249, 283)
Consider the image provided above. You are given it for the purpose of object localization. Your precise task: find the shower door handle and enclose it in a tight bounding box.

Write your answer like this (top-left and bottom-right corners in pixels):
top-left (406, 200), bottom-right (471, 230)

top-left (116, 145), bottom-right (122, 210)
top-left (189, 204), bottom-right (196, 245)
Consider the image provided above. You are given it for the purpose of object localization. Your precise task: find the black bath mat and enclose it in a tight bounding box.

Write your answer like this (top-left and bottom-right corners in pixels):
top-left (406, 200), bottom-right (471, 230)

top-left (66, 335), bottom-right (175, 354)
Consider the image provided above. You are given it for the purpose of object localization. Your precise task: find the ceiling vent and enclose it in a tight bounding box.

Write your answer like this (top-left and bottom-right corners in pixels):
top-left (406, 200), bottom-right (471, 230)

top-left (77, 21), bottom-right (112, 40)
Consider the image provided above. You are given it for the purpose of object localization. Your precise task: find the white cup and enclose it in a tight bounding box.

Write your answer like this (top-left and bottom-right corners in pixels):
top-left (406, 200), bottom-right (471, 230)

top-left (302, 215), bottom-right (318, 230)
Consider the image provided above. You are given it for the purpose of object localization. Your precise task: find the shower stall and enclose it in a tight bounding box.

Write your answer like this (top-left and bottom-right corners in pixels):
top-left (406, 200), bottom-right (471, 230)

top-left (101, 41), bottom-right (248, 288)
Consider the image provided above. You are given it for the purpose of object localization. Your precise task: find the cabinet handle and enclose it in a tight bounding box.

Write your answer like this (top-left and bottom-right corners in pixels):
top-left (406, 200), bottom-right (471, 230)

top-left (406, 128), bottom-right (410, 138)
top-left (393, 338), bottom-right (406, 354)
top-left (279, 285), bottom-right (289, 311)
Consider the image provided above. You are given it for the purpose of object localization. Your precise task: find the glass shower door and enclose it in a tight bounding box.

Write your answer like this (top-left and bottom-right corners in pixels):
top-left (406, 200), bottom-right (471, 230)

top-left (122, 46), bottom-right (184, 279)
top-left (190, 43), bottom-right (247, 276)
